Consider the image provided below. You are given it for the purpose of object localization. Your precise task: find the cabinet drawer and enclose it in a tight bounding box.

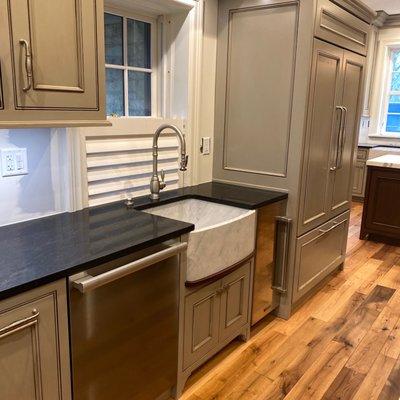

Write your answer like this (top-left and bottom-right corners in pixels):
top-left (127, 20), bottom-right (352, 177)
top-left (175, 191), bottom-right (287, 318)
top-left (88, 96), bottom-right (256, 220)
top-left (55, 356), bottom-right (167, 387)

top-left (293, 211), bottom-right (349, 302)
top-left (315, 0), bottom-right (369, 56)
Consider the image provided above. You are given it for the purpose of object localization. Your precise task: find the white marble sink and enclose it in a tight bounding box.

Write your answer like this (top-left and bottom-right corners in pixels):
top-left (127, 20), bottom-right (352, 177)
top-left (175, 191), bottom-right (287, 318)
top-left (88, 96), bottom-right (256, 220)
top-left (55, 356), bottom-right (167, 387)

top-left (144, 199), bottom-right (256, 283)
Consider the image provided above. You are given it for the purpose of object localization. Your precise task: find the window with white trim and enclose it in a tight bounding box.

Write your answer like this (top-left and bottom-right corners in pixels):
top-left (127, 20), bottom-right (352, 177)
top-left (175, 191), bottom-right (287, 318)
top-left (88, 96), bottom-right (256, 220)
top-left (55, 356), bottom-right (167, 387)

top-left (104, 12), bottom-right (157, 117)
top-left (380, 46), bottom-right (400, 134)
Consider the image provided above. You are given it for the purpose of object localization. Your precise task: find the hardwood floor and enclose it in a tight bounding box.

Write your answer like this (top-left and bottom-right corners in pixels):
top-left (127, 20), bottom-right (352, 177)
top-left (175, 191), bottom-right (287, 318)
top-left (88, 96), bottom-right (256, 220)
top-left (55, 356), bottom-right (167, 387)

top-left (181, 202), bottom-right (400, 400)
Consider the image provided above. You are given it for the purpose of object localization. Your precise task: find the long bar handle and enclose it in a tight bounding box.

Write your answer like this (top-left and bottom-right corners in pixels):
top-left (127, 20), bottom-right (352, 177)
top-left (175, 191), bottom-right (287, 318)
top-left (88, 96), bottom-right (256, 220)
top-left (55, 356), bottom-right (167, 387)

top-left (19, 39), bottom-right (32, 91)
top-left (337, 106), bottom-right (347, 170)
top-left (0, 309), bottom-right (39, 340)
top-left (318, 220), bottom-right (341, 234)
top-left (272, 216), bottom-right (292, 294)
top-left (330, 106), bottom-right (344, 171)
top-left (72, 242), bottom-right (188, 293)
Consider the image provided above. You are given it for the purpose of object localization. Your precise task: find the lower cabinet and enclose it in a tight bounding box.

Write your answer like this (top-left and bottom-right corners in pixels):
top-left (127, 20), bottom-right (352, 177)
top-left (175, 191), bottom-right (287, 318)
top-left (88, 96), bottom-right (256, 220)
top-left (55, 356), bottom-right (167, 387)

top-left (360, 166), bottom-right (400, 243)
top-left (0, 280), bottom-right (71, 400)
top-left (352, 148), bottom-right (369, 199)
top-left (183, 261), bottom-right (251, 370)
top-left (293, 211), bottom-right (349, 303)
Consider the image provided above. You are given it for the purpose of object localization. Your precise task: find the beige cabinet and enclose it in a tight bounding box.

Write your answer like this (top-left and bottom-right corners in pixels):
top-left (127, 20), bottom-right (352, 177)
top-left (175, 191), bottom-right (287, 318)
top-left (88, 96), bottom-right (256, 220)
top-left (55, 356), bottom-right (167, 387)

top-left (315, 0), bottom-right (370, 56)
top-left (0, 64), bottom-right (3, 110)
top-left (219, 265), bottom-right (250, 342)
top-left (0, 280), bottom-right (71, 400)
top-left (0, 0), bottom-right (107, 127)
top-left (352, 148), bottom-right (369, 198)
top-left (183, 261), bottom-right (251, 370)
top-left (299, 39), bottom-right (365, 235)
top-left (293, 211), bottom-right (349, 302)
top-left (183, 281), bottom-right (220, 369)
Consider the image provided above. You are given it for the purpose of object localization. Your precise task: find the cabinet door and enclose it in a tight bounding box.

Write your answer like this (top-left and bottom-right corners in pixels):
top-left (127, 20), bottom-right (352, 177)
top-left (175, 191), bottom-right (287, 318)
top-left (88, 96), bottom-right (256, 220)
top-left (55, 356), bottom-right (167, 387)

top-left (8, 0), bottom-right (99, 110)
top-left (219, 262), bottom-right (250, 342)
top-left (299, 39), bottom-right (344, 235)
top-left (0, 62), bottom-right (3, 110)
top-left (183, 281), bottom-right (220, 369)
top-left (330, 51), bottom-right (365, 215)
top-left (0, 280), bottom-right (71, 400)
top-left (293, 211), bottom-right (349, 303)
top-left (352, 161), bottom-right (366, 197)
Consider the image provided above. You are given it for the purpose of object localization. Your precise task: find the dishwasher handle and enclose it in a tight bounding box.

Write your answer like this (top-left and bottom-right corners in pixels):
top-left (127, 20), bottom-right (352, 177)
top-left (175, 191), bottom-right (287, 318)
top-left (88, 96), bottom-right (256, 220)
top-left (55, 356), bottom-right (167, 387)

top-left (71, 242), bottom-right (188, 294)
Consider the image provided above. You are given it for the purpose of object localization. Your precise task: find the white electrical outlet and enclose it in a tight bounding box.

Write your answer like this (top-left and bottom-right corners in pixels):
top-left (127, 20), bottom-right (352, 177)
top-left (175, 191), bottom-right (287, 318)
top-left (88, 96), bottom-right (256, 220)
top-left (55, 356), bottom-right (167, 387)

top-left (201, 137), bottom-right (211, 155)
top-left (1, 148), bottom-right (28, 177)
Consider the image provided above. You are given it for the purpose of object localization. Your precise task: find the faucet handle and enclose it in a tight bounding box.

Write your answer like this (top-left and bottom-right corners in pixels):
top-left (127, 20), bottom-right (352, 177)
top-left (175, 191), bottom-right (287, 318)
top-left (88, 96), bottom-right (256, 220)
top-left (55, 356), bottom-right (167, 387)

top-left (160, 169), bottom-right (166, 190)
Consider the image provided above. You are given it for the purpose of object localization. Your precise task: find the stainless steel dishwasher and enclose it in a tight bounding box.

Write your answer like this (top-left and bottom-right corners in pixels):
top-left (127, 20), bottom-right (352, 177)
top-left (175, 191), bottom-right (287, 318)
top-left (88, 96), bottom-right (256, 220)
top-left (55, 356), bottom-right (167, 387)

top-left (69, 241), bottom-right (187, 400)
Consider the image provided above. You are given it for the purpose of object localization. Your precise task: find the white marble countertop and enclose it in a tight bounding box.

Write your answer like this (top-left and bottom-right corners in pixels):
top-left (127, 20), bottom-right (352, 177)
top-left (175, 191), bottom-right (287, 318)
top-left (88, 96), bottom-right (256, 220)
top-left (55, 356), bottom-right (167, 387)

top-left (367, 154), bottom-right (400, 169)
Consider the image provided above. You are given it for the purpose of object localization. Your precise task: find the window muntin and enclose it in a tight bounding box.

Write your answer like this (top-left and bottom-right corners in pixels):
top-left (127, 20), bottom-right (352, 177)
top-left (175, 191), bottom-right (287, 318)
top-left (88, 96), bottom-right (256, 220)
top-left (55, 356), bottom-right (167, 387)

top-left (104, 12), bottom-right (154, 117)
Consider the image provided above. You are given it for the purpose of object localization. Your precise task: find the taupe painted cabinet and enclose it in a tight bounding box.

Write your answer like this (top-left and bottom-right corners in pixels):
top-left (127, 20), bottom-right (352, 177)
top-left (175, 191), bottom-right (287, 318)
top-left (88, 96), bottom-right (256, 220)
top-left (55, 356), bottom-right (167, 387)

top-left (299, 39), bottom-right (365, 235)
top-left (0, 0), bottom-right (108, 128)
top-left (293, 211), bottom-right (349, 302)
top-left (352, 148), bottom-right (369, 198)
top-left (183, 261), bottom-right (251, 370)
top-left (0, 280), bottom-right (71, 400)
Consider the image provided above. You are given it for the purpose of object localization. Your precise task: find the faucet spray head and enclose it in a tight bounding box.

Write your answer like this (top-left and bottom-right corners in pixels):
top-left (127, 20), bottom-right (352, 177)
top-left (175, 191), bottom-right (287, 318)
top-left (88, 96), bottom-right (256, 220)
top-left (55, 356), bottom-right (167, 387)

top-left (180, 155), bottom-right (189, 171)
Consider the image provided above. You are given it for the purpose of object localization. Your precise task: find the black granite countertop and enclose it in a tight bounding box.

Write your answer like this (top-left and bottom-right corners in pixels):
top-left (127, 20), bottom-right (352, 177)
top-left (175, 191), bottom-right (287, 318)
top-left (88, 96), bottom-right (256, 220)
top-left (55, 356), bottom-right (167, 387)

top-left (0, 182), bottom-right (287, 299)
top-left (358, 143), bottom-right (378, 149)
top-left (134, 181), bottom-right (288, 210)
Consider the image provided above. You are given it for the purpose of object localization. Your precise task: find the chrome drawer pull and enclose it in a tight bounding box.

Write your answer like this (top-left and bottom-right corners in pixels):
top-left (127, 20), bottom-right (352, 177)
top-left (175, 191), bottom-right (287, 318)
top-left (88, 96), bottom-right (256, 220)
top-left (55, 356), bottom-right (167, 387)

top-left (19, 39), bottom-right (33, 91)
top-left (272, 216), bottom-right (292, 294)
top-left (0, 309), bottom-right (39, 340)
top-left (72, 242), bottom-right (188, 293)
top-left (319, 221), bottom-right (341, 234)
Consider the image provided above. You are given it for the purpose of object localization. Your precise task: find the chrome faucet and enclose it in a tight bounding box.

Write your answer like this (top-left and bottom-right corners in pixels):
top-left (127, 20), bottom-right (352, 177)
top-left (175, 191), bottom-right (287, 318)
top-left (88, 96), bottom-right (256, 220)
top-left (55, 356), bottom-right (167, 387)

top-left (150, 124), bottom-right (188, 200)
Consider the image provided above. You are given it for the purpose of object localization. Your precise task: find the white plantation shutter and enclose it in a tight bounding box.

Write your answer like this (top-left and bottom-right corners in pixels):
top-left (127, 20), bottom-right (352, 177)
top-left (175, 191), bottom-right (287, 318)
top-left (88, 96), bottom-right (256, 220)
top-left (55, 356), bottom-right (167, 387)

top-left (78, 118), bottom-right (185, 207)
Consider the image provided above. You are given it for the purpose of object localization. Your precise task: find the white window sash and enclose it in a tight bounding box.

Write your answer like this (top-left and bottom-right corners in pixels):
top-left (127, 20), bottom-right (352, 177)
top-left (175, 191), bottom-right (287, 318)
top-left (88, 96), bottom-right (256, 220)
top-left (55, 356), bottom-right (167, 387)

top-left (104, 8), bottom-right (158, 117)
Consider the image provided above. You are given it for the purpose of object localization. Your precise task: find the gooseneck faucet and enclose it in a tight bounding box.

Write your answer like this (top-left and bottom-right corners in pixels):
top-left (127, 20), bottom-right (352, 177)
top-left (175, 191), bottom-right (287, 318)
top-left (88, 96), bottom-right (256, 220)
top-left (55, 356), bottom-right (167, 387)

top-left (150, 124), bottom-right (188, 200)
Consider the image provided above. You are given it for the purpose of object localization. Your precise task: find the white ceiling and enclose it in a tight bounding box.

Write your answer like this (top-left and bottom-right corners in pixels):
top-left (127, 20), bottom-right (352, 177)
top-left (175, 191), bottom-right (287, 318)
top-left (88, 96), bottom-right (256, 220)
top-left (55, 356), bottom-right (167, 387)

top-left (362, 0), bottom-right (400, 14)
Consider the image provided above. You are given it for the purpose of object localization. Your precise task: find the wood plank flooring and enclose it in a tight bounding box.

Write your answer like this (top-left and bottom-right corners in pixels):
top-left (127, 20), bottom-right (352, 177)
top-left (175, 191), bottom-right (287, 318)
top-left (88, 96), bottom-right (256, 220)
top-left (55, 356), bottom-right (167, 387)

top-left (180, 202), bottom-right (400, 400)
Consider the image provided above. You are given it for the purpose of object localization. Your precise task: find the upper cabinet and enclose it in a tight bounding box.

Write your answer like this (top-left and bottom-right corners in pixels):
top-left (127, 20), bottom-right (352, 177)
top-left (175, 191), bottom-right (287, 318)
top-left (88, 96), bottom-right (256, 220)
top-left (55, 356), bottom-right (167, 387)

top-left (0, 0), bottom-right (108, 128)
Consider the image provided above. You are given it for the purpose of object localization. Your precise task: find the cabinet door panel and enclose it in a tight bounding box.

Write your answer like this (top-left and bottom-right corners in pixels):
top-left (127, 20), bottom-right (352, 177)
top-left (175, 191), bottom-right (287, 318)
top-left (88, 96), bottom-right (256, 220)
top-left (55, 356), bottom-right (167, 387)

top-left (183, 282), bottom-right (220, 369)
top-left (219, 262), bottom-right (250, 342)
top-left (299, 39), bottom-right (343, 234)
top-left (8, 0), bottom-right (99, 110)
top-left (0, 62), bottom-right (3, 110)
top-left (352, 161), bottom-right (366, 197)
top-left (293, 211), bottom-right (349, 302)
top-left (330, 52), bottom-right (365, 213)
top-left (0, 280), bottom-right (71, 400)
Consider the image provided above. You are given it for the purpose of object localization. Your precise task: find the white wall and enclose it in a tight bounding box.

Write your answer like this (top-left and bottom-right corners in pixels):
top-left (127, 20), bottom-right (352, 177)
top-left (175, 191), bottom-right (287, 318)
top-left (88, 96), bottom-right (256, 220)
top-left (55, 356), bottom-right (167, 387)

top-left (0, 129), bottom-right (70, 226)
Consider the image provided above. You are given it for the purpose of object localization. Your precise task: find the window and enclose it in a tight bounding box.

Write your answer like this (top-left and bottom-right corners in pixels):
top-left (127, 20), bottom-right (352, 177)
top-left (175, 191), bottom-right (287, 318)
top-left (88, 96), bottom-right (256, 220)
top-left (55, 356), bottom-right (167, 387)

top-left (380, 46), bottom-right (400, 134)
top-left (104, 12), bottom-right (155, 117)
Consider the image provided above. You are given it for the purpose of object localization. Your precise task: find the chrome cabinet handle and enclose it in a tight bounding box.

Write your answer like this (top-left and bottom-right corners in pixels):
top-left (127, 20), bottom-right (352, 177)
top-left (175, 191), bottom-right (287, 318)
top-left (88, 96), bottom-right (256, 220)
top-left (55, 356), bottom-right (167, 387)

top-left (71, 242), bottom-right (188, 293)
top-left (0, 309), bottom-right (39, 340)
top-left (318, 220), bottom-right (342, 234)
top-left (337, 106), bottom-right (347, 170)
top-left (272, 216), bottom-right (292, 294)
top-left (330, 106), bottom-right (344, 171)
top-left (19, 39), bottom-right (33, 92)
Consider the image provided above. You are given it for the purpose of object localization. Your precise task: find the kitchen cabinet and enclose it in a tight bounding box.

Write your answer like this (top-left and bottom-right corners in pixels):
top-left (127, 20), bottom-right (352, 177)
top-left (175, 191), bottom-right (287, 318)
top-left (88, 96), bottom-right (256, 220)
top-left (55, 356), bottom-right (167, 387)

top-left (293, 211), bottom-right (349, 302)
top-left (352, 148), bottom-right (369, 198)
top-left (0, 63), bottom-right (3, 110)
top-left (182, 261), bottom-right (251, 371)
top-left (0, 280), bottom-right (71, 400)
top-left (314, 0), bottom-right (370, 56)
top-left (361, 165), bottom-right (400, 244)
top-left (299, 39), bottom-right (365, 235)
top-left (212, 0), bottom-right (373, 317)
top-left (0, 0), bottom-right (108, 127)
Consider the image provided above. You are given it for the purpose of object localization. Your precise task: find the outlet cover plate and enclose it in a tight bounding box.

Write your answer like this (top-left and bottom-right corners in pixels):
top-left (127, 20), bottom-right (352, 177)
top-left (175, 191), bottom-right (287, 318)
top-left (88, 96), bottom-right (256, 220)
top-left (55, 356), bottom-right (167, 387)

top-left (1, 148), bottom-right (28, 177)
